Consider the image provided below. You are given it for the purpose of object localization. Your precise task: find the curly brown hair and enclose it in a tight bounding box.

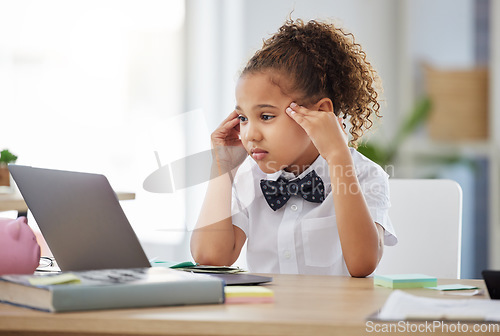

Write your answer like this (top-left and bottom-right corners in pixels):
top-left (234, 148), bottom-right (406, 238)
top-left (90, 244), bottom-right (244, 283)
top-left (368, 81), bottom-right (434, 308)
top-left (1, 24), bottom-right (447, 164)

top-left (241, 18), bottom-right (381, 148)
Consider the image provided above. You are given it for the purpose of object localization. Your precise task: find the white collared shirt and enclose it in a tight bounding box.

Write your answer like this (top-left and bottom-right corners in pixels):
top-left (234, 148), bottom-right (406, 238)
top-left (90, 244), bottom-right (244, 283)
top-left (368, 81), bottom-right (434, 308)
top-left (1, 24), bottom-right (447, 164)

top-left (231, 148), bottom-right (397, 275)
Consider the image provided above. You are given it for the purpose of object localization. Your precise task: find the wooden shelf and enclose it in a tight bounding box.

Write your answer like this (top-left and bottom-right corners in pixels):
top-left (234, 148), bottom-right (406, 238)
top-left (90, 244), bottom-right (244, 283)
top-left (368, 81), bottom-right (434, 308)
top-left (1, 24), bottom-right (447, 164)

top-left (0, 192), bottom-right (135, 213)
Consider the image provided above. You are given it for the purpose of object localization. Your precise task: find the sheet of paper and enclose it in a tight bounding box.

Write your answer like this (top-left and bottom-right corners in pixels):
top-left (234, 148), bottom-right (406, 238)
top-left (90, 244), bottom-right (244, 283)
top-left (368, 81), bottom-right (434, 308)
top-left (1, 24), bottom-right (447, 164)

top-left (442, 289), bottom-right (484, 297)
top-left (377, 290), bottom-right (500, 321)
top-left (426, 284), bottom-right (479, 291)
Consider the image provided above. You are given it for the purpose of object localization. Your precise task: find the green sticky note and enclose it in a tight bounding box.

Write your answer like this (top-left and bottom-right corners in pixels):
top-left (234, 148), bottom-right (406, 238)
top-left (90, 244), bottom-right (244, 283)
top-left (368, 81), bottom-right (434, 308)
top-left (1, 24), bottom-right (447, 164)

top-left (29, 273), bottom-right (81, 286)
top-left (426, 284), bottom-right (479, 291)
top-left (374, 274), bottom-right (437, 289)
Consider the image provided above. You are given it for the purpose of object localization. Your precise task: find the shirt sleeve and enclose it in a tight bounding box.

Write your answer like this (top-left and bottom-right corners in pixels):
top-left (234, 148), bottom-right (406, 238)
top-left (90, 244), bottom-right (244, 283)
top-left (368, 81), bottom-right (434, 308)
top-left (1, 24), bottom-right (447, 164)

top-left (355, 153), bottom-right (398, 246)
top-left (231, 177), bottom-right (250, 237)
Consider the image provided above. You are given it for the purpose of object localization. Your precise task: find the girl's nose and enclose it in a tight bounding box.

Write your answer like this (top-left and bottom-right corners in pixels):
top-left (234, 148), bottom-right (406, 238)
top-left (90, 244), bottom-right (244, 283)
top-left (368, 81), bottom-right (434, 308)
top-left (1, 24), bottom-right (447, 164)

top-left (243, 122), bottom-right (262, 142)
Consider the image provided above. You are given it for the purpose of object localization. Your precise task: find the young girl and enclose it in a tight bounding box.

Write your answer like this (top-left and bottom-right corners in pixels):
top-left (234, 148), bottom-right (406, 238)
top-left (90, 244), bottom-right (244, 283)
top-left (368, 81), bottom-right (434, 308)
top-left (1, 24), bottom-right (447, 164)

top-left (190, 18), bottom-right (397, 277)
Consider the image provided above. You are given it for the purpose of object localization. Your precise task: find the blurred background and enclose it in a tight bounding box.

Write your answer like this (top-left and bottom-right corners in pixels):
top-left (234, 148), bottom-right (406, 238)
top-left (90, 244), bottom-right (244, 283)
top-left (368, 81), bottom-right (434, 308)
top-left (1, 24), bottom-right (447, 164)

top-left (0, 0), bottom-right (498, 279)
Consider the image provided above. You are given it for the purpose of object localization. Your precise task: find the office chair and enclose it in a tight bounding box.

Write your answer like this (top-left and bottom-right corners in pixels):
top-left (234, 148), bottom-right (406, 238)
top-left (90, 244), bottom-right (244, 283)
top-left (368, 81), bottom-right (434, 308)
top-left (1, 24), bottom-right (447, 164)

top-left (376, 179), bottom-right (463, 279)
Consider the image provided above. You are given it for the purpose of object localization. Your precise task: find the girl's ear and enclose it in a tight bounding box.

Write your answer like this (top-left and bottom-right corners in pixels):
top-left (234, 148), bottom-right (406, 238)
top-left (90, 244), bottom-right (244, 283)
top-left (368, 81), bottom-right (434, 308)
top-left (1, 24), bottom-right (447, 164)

top-left (314, 98), bottom-right (334, 113)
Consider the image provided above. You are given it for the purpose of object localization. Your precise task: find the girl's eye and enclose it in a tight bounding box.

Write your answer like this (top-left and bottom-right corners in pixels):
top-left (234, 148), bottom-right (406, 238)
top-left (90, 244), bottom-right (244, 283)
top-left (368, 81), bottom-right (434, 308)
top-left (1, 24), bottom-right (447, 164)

top-left (238, 115), bottom-right (248, 122)
top-left (261, 115), bottom-right (275, 121)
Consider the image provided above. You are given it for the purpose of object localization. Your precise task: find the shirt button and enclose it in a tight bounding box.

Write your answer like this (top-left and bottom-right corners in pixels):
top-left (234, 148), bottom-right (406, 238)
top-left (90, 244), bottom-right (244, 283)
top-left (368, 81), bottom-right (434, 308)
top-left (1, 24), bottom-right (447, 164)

top-left (290, 204), bottom-right (298, 211)
top-left (283, 250), bottom-right (291, 259)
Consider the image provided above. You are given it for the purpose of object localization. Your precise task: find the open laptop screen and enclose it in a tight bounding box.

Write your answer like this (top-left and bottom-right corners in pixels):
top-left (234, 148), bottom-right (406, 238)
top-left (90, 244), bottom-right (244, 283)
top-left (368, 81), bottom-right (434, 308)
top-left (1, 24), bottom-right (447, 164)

top-left (9, 165), bottom-right (150, 271)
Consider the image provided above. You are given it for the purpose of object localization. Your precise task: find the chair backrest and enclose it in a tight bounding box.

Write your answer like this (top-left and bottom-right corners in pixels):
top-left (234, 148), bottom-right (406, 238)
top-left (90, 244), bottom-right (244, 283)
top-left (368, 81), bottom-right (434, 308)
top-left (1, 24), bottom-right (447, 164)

top-left (376, 179), bottom-right (463, 279)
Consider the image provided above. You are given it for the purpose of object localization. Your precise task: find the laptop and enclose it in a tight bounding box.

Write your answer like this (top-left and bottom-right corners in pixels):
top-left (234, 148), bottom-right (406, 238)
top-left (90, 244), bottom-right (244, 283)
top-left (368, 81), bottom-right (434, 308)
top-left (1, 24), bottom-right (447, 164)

top-left (9, 165), bottom-right (272, 285)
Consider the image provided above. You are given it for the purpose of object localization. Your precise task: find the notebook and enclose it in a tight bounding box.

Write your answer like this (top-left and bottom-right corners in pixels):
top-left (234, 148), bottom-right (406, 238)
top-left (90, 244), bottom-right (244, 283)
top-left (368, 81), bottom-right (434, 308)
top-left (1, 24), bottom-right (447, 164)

top-left (9, 165), bottom-right (272, 286)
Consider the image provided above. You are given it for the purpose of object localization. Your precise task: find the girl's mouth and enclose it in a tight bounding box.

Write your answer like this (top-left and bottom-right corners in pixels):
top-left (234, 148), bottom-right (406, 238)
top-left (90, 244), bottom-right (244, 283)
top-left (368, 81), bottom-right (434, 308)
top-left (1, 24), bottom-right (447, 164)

top-left (251, 148), bottom-right (268, 160)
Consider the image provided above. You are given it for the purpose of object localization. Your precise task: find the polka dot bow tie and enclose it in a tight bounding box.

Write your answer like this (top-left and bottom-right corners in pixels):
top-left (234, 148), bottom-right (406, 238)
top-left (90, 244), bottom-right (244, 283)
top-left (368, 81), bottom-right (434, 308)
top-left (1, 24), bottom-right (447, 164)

top-left (260, 170), bottom-right (325, 211)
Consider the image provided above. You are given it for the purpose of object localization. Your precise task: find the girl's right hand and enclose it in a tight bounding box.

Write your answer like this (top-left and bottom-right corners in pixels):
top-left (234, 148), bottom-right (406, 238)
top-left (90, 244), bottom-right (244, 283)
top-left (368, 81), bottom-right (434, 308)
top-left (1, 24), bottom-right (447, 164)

top-left (211, 110), bottom-right (247, 176)
top-left (211, 110), bottom-right (242, 148)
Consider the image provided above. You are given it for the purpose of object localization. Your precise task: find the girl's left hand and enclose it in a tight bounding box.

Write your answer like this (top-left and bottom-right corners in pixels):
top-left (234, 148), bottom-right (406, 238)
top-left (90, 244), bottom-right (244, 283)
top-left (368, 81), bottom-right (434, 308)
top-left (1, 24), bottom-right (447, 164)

top-left (285, 102), bottom-right (348, 162)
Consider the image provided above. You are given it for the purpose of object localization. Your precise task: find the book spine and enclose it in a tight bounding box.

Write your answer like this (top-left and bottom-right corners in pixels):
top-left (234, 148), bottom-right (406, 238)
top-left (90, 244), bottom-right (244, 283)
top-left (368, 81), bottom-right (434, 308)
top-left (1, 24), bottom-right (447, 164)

top-left (51, 280), bottom-right (225, 312)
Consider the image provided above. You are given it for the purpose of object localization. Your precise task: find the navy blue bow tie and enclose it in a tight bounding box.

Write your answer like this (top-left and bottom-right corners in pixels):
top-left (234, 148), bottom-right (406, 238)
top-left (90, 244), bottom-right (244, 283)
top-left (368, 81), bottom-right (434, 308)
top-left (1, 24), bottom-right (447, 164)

top-left (260, 170), bottom-right (325, 211)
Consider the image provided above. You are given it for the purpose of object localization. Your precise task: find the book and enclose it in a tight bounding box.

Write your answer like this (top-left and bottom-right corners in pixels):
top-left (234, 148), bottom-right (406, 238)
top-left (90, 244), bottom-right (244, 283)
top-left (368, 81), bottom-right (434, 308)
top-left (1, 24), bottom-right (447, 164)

top-left (0, 267), bottom-right (225, 312)
top-left (224, 286), bottom-right (274, 304)
top-left (374, 274), bottom-right (437, 289)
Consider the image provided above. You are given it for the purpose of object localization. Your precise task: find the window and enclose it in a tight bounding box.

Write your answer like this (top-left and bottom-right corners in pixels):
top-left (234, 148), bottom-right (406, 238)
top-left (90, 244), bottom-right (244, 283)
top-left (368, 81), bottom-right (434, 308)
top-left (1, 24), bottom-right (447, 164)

top-left (0, 1), bottom-right (187, 244)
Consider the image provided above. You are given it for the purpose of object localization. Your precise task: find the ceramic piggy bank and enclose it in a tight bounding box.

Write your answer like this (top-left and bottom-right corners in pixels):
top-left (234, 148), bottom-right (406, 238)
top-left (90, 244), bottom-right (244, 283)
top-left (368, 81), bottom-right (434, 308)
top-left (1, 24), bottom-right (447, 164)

top-left (0, 217), bottom-right (40, 275)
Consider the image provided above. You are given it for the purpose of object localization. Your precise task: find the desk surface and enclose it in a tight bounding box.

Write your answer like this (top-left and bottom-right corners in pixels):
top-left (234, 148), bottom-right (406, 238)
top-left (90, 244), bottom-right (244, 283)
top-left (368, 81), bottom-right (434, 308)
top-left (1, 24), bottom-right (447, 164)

top-left (0, 275), bottom-right (492, 336)
top-left (0, 191), bottom-right (135, 212)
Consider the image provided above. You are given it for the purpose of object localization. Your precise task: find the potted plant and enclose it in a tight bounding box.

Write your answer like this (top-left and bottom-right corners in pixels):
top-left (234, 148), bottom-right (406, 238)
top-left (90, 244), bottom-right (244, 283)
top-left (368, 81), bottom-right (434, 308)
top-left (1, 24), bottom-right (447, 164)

top-left (0, 149), bottom-right (18, 187)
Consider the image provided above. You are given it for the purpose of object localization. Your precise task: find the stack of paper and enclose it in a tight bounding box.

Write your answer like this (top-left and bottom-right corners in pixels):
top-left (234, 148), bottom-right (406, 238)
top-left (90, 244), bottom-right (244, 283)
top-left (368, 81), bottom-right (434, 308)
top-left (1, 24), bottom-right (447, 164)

top-left (224, 286), bottom-right (274, 304)
top-left (374, 274), bottom-right (437, 289)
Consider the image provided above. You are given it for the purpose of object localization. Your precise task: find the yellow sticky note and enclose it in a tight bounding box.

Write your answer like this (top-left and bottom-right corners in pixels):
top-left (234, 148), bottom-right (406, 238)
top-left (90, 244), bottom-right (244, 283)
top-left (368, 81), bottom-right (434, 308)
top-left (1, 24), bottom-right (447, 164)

top-left (224, 286), bottom-right (274, 298)
top-left (29, 273), bottom-right (81, 286)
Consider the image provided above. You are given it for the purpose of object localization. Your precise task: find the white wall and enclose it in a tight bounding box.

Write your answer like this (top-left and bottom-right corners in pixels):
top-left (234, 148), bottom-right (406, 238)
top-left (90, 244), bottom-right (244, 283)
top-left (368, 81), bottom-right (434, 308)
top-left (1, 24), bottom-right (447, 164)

top-left (406, 0), bottom-right (475, 68)
top-left (403, 0), bottom-right (476, 104)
